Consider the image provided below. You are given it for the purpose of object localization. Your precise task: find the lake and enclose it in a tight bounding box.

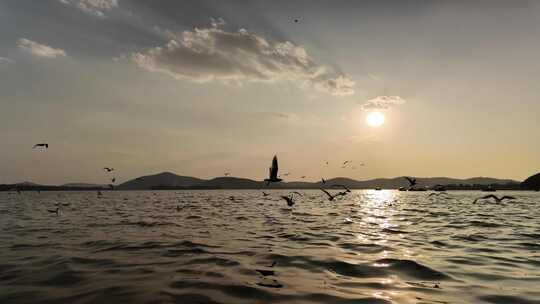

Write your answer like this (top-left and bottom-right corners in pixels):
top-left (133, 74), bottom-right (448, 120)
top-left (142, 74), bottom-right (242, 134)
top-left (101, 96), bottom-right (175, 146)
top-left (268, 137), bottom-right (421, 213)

top-left (1, 190), bottom-right (539, 304)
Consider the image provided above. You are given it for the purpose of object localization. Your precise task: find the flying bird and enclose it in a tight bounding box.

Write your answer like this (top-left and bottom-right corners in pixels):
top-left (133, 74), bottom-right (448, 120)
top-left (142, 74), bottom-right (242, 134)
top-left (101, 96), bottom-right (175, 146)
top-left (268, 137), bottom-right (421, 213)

top-left (428, 192), bottom-right (448, 197)
top-left (262, 192), bottom-right (270, 197)
top-left (343, 160), bottom-right (351, 166)
top-left (103, 167), bottom-right (115, 172)
top-left (33, 143), bottom-right (48, 149)
top-left (332, 184), bottom-right (351, 193)
top-left (320, 189), bottom-right (346, 201)
top-left (473, 195), bottom-right (516, 204)
top-left (280, 195), bottom-right (295, 207)
top-left (264, 155), bottom-right (283, 185)
top-left (404, 176), bottom-right (417, 187)
top-left (47, 207), bottom-right (59, 215)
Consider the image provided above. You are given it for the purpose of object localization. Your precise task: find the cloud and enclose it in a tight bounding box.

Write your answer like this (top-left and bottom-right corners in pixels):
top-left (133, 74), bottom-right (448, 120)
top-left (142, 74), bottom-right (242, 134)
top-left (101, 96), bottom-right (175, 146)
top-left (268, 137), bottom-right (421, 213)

top-left (129, 24), bottom-right (355, 96)
top-left (0, 57), bottom-right (14, 64)
top-left (17, 39), bottom-right (66, 58)
top-left (361, 95), bottom-right (406, 110)
top-left (59, 0), bottom-right (118, 18)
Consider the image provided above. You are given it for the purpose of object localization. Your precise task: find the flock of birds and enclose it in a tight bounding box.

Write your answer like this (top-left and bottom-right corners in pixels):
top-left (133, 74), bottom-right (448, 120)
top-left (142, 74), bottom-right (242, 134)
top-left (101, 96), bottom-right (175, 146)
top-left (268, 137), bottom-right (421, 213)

top-left (30, 145), bottom-right (518, 212)
top-left (259, 155), bottom-right (518, 208)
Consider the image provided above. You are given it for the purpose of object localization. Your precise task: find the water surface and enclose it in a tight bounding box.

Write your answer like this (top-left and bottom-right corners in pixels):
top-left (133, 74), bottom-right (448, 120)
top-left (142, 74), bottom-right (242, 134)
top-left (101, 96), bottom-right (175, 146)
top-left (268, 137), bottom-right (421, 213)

top-left (1, 190), bottom-right (539, 303)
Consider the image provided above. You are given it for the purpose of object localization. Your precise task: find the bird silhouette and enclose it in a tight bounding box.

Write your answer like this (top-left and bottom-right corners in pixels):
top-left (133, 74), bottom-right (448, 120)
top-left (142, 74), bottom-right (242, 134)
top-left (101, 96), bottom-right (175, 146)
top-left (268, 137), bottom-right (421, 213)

top-left (342, 160), bottom-right (351, 166)
top-left (473, 195), bottom-right (516, 204)
top-left (103, 167), bottom-right (114, 172)
top-left (280, 195), bottom-right (295, 207)
top-left (262, 192), bottom-right (270, 197)
top-left (404, 176), bottom-right (417, 187)
top-left (111, 177), bottom-right (116, 183)
top-left (47, 207), bottom-right (59, 215)
top-left (320, 189), bottom-right (346, 201)
top-left (264, 155), bottom-right (283, 185)
top-left (428, 192), bottom-right (448, 197)
top-left (33, 143), bottom-right (48, 149)
top-left (332, 184), bottom-right (351, 193)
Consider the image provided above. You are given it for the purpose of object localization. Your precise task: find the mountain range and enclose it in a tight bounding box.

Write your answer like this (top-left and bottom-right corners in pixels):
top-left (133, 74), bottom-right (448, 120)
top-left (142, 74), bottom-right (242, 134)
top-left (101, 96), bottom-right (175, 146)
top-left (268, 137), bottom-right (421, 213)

top-left (0, 171), bottom-right (527, 191)
top-left (115, 172), bottom-right (521, 190)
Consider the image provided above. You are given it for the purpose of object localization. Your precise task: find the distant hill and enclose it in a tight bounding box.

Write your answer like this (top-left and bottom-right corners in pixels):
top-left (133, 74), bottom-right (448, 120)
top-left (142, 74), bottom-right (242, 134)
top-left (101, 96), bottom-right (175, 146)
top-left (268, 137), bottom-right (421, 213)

top-left (0, 173), bottom-right (523, 192)
top-left (117, 172), bottom-right (206, 190)
top-left (114, 172), bottom-right (521, 190)
top-left (522, 172), bottom-right (540, 190)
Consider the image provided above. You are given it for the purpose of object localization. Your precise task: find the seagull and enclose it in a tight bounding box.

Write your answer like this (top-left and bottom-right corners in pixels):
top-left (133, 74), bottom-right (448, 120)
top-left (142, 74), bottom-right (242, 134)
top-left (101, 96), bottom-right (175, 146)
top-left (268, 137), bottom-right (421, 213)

top-left (103, 167), bottom-right (114, 172)
top-left (33, 143), bottom-right (48, 149)
top-left (429, 192), bottom-right (448, 197)
top-left (47, 207), bottom-right (59, 215)
top-left (262, 192), bottom-right (270, 197)
top-left (404, 176), bottom-right (417, 187)
top-left (320, 189), bottom-right (346, 201)
top-left (332, 184), bottom-right (351, 193)
top-left (343, 160), bottom-right (351, 166)
top-left (280, 195), bottom-right (295, 207)
top-left (473, 195), bottom-right (516, 204)
top-left (264, 155), bottom-right (283, 185)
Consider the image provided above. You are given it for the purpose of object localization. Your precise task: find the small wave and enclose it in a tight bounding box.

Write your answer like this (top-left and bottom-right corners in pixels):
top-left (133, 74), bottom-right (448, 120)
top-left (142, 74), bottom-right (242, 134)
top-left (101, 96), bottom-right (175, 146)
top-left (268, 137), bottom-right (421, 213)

top-left (375, 258), bottom-right (451, 280)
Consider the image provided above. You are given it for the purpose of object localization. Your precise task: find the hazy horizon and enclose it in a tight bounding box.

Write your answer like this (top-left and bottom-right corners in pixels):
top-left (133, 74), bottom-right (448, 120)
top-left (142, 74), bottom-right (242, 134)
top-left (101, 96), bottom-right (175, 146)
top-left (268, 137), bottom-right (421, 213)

top-left (2, 0), bottom-right (540, 185)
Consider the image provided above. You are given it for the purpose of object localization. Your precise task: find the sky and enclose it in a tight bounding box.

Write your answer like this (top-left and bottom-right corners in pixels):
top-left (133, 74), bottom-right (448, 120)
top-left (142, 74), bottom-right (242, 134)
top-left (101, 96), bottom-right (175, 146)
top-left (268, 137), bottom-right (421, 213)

top-left (1, 0), bottom-right (540, 184)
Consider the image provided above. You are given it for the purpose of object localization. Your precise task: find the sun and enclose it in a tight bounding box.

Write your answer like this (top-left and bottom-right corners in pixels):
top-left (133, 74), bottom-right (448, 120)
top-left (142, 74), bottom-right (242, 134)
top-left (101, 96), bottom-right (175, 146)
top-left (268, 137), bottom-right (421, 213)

top-left (366, 111), bottom-right (385, 127)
